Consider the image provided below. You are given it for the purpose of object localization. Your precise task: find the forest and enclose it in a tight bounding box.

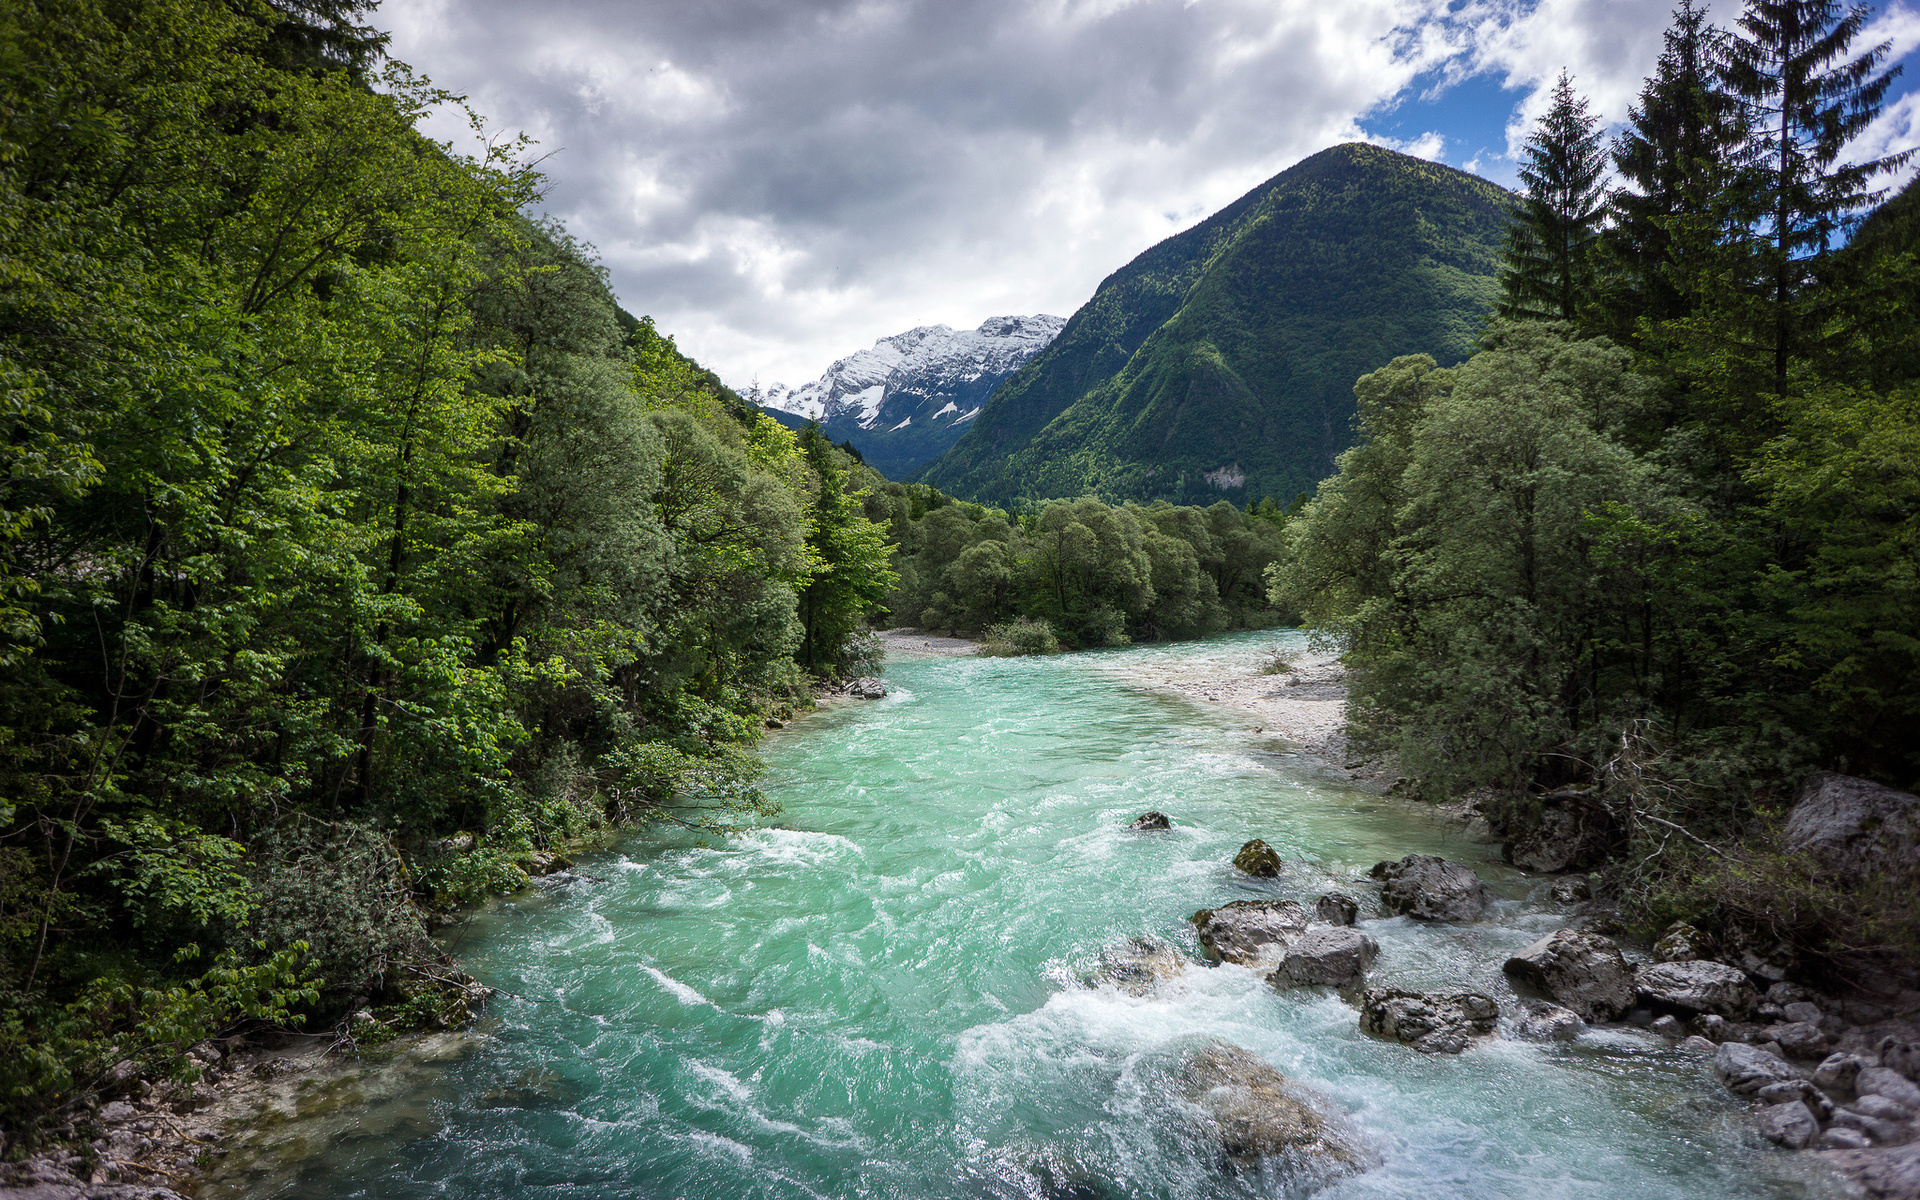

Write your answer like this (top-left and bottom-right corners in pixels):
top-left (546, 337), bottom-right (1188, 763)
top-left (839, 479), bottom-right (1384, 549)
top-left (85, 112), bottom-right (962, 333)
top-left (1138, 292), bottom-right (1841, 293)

top-left (1269, 4), bottom-right (1919, 979)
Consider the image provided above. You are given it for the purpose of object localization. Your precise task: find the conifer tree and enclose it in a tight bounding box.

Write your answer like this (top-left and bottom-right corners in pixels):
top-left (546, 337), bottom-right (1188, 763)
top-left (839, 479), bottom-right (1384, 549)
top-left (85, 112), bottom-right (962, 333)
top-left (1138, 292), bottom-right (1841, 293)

top-left (1722, 0), bottom-right (1909, 388)
top-left (1499, 72), bottom-right (1609, 322)
top-left (1601, 2), bottom-right (1747, 335)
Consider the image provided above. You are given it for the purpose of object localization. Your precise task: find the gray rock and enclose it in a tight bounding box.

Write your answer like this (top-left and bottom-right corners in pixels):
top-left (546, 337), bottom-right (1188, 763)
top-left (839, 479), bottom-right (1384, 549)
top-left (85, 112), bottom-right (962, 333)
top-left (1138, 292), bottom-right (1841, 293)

top-left (1189, 900), bottom-right (1310, 968)
top-left (1515, 1003), bottom-right (1586, 1042)
top-left (1831, 1108), bottom-right (1913, 1146)
top-left (1821, 1126), bottom-right (1874, 1150)
top-left (1816, 1053), bottom-right (1876, 1093)
top-left (1550, 875), bottom-right (1592, 904)
top-left (1679, 1034), bottom-right (1717, 1055)
top-left (1693, 1013), bottom-right (1753, 1043)
top-left (1369, 855), bottom-right (1487, 922)
top-left (1652, 922), bottom-right (1709, 963)
top-left (1636, 960), bottom-right (1759, 1018)
top-left (1233, 839), bottom-right (1283, 877)
top-left (1097, 936), bottom-right (1193, 996)
top-left (1853, 1093), bottom-right (1915, 1122)
top-left (1359, 988), bottom-right (1499, 1054)
top-left (1502, 929), bottom-right (1636, 1022)
top-left (1756, 1100), bottom-right (1819, 1149)
top-left (1271, 926), bottom-right (1379, 990)
top-left (846, 677), bottom-right (888, 699)
top-left (1823, 1140), bottom-right (1920, 1199)
top-left (1172, 1040), bottom-right (1368, 1178)
top-left (1314, 891), bottom-right (1359, 926)
top-left (1782, 771), bottom-right (1920, 882)
top-left (1714, 1042), bottom-right (1798, 1096)
top-left (1860, 1066), bottom-right (1920, 1111)
top-left (1758, 1079), bottom-right (1835, 1120)
top-left (1129, 811), bottom-right (1171, 831)
top-left (1650, 1014), bottom-right (1685, 1037)
top-left (1768, 1021), bottom-right (1831, 1060)
top-left (1767, 981), bottom-right (1814, 1005)
top-left (1504, 790), bottom-right (1617, 873)
top-left (1879, 1036), bottom-right (1920, 1083)
top-left (1782, 1001), bottom-right (1826, 1025)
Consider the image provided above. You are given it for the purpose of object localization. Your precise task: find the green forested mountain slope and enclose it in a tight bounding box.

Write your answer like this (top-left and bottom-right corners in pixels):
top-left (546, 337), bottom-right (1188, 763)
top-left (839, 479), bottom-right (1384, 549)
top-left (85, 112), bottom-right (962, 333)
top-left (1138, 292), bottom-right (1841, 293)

top-left (917, 143), bottom-right (1511, 504)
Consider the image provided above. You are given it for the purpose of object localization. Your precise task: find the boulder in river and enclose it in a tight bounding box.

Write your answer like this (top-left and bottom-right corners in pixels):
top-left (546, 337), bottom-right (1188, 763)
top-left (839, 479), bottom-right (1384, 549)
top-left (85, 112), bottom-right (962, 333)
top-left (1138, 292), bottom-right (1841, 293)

top-left (1129, 811), bottom-right (1171, 831)
top-left (1358, 987), bottom-right (1499, 1054)
top-left (1782, 771), bottom-right (1920, 883)
top-left (1369, 855), bottom-right (1487, 921)
top-left (1502, 929), bottom-right (1636, 1022)
top-left (1270, 926), bottom-right (1379, 991)
top-left (1095, 936), bottom-right (1194, 996)
top-left (1756, 1100), bottom-right (1820, 1149)
top-left (1714, 1042), bottom-right (1798, 1096)
top-left (1232, 838), bottom-right (1284, 877)
top-left (846, 676), bottom-right (889, 699)
top-left (1636, 960), bottom-right (1759, 1018)
top-left (1190, 900), bottom-right (1311, 968)
top-left (1514, 1002), bottom-right (1586, 1042)
top-left (1314, 892), bottom-right (1359, 926)
top-left (1172, 1040), bottom-right (1368, 1180)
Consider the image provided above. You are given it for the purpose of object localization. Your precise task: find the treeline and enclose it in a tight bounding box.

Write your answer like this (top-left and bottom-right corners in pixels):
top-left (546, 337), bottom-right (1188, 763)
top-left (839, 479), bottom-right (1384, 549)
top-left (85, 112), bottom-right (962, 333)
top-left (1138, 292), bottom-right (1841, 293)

top-left (0, 0), bottom-right (893, 1141)
top-left (1270, 1), bottom-right (1919, 968)
top-left (864, 485), bottom-right (1294, 648)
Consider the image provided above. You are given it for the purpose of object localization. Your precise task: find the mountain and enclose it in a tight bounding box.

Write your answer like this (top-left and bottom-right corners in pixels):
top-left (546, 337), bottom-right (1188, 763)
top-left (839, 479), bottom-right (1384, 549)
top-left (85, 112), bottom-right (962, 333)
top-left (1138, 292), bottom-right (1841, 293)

top-left (755, 315), bottom-right (1065, 479)
top-left (916, 143), bottom-right (1512, 505)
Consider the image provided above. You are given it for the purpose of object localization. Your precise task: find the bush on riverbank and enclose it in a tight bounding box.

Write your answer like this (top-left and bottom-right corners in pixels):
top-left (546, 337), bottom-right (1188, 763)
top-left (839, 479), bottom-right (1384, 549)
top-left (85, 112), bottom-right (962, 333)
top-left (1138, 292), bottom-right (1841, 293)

top-left (977, 617), bottom-right (1064, 657)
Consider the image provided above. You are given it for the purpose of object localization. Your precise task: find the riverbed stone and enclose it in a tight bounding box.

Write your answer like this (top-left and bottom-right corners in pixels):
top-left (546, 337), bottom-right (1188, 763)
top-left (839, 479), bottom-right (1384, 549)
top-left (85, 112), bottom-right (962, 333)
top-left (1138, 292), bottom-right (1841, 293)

top-left (1098, 936), bottom-right (1193, 996)
top-left (1549, 875), bottom-right (1592, 903)
top-left (1715, 1042), bottom-right (1798, 1096)
top-left (1189, 900), bottom-right (1311, 968)
top-left (1831, 1108), bottom-right (1912, 1146)
top-left (1679, 1034), bottom-right (1717, 1055)
top-left (1782, 771), bottom-right (1920, 882)
top-left (1852, 1094), bottom-right (1916, 1122)
top-left (1270, 926), bottom-right (1379, 991)
top-left (1358, 988), bottom-right (1499, 1054)
top-left (847, 676), bottom-right (888, 699)
top-left (1369, 855), bottom-right (1487, 922)
top-left (1129, 811), bottom-right (1171, 831)
top-left (1505, 790), bottom-right (1617, 873)
top-left (1757, 1100), bottom-right (1820, 1149)
top-left (1816, 1053), bottom-right (1876, 1093)
top-left (1636, 960), bottom-right (1759, 1018)
top-left (1515, 1003), bottom-right (1586, 1042)
top-left (1767, 1021), bottom-right (1831, 1060)
top-left (1502, 929), bottom-right (1636, 1022)
top-left (1652, 922), bottom-right (1709, 963)
top-left (1859, 1067), bottom-right (1920, 1111)
top-left (1173, 1040), bottom-right (1367, 1178)
top-left (1879, 1036), bottom-right (1920, 1082)
top-left (1232, 839), bottom-right (1284, 877)
top-left (1314, 891), bottom-right (1359, 926)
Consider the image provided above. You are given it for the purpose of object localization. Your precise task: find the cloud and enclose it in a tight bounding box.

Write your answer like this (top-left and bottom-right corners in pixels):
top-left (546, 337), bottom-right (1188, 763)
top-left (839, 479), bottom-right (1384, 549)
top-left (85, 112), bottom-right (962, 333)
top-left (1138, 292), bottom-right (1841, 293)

top-left (381, 0), bottom-right (1917, 389)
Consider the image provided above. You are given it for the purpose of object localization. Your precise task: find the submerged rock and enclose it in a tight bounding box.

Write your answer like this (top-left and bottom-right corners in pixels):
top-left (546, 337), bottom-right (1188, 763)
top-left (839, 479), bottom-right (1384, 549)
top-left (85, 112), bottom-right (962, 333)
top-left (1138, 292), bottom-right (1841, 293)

top-left (1129, 811), bottom-right (1171, 831)
top-left (1189, 900), bottom-right (1310, 968)
top-left (1171, 1040), bottom-right (1368, 1180)
top-left (1358, 988), bottom-right (1499, 1054)
top-left (1635, 960), bottom-right (1758, 1018)
top-left (1502, 929), bottom-right (1636, 1022)
top-left (1369, 855), bottom-right (1487, 921)
top-left (1096, 936), bottom-right (1194, 997)
top-left (1232, 838), bottom-right (1284, 877)
top-left (1514, 1003), bottom-right (1586, 1042)
top-left (1314, 892), bottom-right (1359, 926)
top-left (1269, 926), bottom-right (1378, 991)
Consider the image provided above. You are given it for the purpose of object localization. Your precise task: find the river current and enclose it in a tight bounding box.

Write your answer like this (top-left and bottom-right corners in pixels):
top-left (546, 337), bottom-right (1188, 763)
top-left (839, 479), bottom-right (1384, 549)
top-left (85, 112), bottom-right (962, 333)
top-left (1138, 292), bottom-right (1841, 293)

top-left (210, 631), bottom-right (1839, 1199)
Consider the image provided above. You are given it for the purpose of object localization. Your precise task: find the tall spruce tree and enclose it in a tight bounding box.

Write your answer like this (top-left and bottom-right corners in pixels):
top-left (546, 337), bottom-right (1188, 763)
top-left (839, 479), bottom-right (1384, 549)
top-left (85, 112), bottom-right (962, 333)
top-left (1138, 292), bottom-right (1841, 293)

top-left (1499, 72), bottom-right (1609, 322)
top-left (1722, 0), bottom-right (1909, 389)
top-left (1601, 2), bottom-right (1747, 336)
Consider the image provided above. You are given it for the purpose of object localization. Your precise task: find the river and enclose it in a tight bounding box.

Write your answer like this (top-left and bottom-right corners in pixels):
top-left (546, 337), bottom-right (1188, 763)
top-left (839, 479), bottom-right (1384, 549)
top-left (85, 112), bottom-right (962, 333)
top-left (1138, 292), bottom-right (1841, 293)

top-left (207, 630), bottom-right (1839, 1199)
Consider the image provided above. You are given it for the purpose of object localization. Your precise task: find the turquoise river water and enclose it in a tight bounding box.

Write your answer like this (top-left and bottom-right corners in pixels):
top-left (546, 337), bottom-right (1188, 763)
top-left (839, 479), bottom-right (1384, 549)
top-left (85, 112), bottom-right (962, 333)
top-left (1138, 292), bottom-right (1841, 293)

top-left (210, 631), bottom-right (1844, 1199)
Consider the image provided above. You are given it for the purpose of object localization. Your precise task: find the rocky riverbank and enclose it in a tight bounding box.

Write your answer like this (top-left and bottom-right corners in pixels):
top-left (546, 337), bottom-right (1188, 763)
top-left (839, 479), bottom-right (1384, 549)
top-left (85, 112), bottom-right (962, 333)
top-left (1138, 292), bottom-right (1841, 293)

top-left (1099, 640), bottom-right (1353, 764)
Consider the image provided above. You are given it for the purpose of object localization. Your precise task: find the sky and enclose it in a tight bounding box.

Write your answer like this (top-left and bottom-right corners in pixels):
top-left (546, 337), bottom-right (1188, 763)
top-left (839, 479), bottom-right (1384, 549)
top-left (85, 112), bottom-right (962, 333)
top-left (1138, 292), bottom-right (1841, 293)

top-left (380, 0), bottom-right (1920, 392)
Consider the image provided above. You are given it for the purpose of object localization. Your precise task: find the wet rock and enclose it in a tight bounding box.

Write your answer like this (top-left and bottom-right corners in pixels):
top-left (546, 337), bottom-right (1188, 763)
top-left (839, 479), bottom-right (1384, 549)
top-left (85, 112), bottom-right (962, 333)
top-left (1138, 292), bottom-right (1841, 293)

top-left (1831, 1108), bottom-right (1912, 1146)
top-left (1270, 926), bottom-right (1379, 990)
top-left (1504, 790), bottom-right (1617, 873)
top-left (1816, 1053), bottom-right (1875, 1093)
top-left (1820, 1126), bottom-right (1873, 1150)
top-left (1097, 936), bottom-right (1193, 997)
top-left (1549, 875), bottom-right (1592, 904)
top-left (1767, 1022), bottom-right (1830, 1060)
top-left (1515, 1003), bottom-right (1586, 1042)
top-left (1314, 892), bottom-right (1359, 926)
top-left (1369, 855), bottom-right (1487, 922)
top-left (1782, 771), bottom-right (1920, 882)
top-left (1860, 1067), bottom-right (1920, 1111)
top-left (1502, 929), bottom-right (1636, 1022)
top-left (1232, 839), bottom-right (1283, 877)
top-left (1679, 1035), bottom-right (1717, 1055)
top-left (846, 677), bottom-right (888, 699)
top-left (1758, 1079), bottom-right (1835, 1121)
top-left (1715, 1042), bottom-right (1798, 1096)
top-left (1129, 811), bottom-right (1171, 831)
top-left (1756, 1100), bottom-right (1819, 1149)
top-left (1652, 922), bottom-right (1709, 963)
top-left (1171, 1040), bottom-right (1368, 1180)
top-left (1189, 900), bottom-right (1310, 968)
top-left (1879, 1036), bottom-right (1920, 1083)
top-left (1359, 988), bottom-right (1499, 1054)
top-left (529, 849), bottom-right (572, 875)
top-left (1650, 1014), bottom-right (1685, 1037)
top-left (1853, 1094), bottom-right (1916, 1122)
top-left (1635, 960), bottom-right (1759, 1018)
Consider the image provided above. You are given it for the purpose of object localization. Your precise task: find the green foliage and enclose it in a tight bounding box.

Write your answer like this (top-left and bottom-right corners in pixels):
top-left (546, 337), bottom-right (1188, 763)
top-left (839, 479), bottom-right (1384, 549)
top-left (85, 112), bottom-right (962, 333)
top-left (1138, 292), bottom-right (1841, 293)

top-left (919, 143), bottom-right (1510, 507)
top-left (1500, 72), bottom-right (1608, 322)
top-left (977, 617), bottom-right (1063, 657)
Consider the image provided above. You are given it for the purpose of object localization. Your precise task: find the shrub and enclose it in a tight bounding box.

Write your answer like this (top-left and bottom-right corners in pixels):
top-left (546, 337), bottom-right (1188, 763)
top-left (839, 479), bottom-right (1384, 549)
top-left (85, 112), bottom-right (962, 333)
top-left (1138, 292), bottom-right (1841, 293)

top-left (977, 617), bottom-right (1062, 657)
